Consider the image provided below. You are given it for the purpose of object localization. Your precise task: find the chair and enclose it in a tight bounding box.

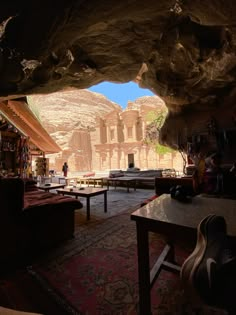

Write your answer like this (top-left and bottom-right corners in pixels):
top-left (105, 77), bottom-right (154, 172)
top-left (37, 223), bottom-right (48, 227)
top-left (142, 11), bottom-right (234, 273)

top-left (180, 214), bottom-right (236, 315)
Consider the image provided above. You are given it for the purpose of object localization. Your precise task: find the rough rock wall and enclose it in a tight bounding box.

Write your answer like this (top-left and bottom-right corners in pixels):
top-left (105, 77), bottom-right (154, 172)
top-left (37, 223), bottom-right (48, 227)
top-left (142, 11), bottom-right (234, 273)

top-left (1, 1), bottom-right (236, 152)
top-left (28, 89), bottom-right (121, 172)
top-left (28, 89), bottom-right (121, 147)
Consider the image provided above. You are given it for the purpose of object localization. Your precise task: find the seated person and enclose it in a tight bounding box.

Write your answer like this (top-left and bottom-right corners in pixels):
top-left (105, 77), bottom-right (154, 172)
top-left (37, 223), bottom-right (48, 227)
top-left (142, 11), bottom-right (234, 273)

top-left (191, 152), bottom-right (206, 194)
top-left (127, 162), bottom-right (140, 171)
top-left (203, 153), bottom-right (223, 194)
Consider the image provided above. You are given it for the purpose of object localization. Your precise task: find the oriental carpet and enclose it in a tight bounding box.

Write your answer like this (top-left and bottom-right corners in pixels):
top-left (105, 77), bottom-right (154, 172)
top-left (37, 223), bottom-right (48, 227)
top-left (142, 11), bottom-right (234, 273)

top-left (27, 205), bottom-right (227, 315)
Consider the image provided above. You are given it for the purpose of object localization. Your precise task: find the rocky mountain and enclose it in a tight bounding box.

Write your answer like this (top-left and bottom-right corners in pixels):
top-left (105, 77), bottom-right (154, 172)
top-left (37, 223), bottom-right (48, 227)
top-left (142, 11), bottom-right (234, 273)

top-left (27, 89), bottom-right (122, 149)
top-left (129, 95), bottom-right (166, 114)
top-left (27, 89), bottom-right (166, 172)
top-left (28, 89), bottom-right (165, 151)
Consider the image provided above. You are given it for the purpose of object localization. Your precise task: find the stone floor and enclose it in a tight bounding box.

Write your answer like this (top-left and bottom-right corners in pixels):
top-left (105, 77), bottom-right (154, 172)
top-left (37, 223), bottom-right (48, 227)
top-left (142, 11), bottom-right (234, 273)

top-left (74, 186), bottom-right (156, 219)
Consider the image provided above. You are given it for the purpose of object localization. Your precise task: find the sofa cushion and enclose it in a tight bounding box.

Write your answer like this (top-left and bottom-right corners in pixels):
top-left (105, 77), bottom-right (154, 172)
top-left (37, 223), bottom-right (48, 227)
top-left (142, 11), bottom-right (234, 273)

top-left (83, 172), bottom-right (95, 177)
top-left (23, 190), bottom-right (83, 210)
top-left (23, 178), bottom-right (38, 192)
top-left (124, 171), bottom-right (140, 177)
top-left (109, 170), bottom-right (124, 178)
top-left (124, 169), bottom-right (163, 178)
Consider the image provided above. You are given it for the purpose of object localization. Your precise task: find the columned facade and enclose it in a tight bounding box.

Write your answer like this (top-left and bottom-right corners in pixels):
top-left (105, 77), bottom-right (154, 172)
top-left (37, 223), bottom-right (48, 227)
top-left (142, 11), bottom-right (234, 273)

top-left (91, 103), bottom-right (184, 172)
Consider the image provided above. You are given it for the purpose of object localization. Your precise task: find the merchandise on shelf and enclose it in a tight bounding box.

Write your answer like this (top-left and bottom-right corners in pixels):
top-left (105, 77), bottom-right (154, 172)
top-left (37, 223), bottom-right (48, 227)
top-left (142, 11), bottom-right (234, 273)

top-left (35, 157), bottom-right (49, 176)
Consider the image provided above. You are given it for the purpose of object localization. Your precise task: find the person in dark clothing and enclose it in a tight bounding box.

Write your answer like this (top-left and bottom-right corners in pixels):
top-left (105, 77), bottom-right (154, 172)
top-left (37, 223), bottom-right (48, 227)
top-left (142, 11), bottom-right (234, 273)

top-left (62, 162), bottom-right (68, 177)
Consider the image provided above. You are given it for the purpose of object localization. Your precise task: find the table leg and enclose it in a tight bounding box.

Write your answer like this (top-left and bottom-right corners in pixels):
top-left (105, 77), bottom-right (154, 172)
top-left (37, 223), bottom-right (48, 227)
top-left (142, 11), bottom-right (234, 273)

top-left (86, 197), bottom-right (90, 220)
top-left (166, 243), bottom-right (176, 263)
top-left (104, 191), bottom-right (107, 213)
top-left (134, 180), bottom-right (137, 191)
top-left (136, 222), bottom-right (152, 315)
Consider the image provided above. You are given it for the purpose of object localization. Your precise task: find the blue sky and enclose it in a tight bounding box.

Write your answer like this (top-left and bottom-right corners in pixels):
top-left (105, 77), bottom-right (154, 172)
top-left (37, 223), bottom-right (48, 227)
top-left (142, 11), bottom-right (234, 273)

top-left (88, 81), bottom-right (155, 109)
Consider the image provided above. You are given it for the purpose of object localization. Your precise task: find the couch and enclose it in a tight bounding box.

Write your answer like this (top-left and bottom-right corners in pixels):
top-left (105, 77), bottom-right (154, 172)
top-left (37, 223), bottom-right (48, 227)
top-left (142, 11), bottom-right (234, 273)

top-left (124, 169), bottom-right (163, 188)
top-left (108, 169), bottom-right (163, 188)
top-left (0, 177), bottom-right (83, 266)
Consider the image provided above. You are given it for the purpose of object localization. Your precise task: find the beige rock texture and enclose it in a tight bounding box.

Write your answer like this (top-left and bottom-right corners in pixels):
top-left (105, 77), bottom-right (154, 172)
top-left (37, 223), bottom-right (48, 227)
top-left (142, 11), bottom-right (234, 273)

top-left (28, 89), bottom-right (121, 147)
top-left (28, 90), bottom-right (184, 173)
top-left (0, 1), bottom-right (236, 157)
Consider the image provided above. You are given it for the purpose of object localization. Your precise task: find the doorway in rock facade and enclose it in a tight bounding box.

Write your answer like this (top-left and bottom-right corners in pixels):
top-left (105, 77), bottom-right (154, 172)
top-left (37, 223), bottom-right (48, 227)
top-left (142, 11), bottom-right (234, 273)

top-left (128, 153), bottom-right (134, 167)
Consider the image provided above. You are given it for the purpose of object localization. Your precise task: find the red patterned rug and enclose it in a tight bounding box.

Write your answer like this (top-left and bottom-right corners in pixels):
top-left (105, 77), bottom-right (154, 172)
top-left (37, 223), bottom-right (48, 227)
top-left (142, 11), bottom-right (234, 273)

top-left (28, 210), bottom-right (227, 315)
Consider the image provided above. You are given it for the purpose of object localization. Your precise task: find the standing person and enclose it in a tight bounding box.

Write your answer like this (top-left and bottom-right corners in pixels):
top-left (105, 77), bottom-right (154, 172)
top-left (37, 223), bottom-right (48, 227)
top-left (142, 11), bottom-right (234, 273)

top-left (62, 162), bottom-right (68, 177)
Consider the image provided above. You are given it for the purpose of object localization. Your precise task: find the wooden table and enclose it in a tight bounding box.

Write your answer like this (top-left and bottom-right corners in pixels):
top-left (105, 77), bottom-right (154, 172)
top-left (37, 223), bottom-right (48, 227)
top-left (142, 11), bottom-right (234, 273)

top-left (131, 194), bottom-right (236, 315)
top-left (39, 176), bottom-right (52, 184)
top-left (56, 187), bottom-right (108, 220)
top-left (105, 176), bottom-right (136, 192)
top-left (36, 183), bottom-right (66, 192)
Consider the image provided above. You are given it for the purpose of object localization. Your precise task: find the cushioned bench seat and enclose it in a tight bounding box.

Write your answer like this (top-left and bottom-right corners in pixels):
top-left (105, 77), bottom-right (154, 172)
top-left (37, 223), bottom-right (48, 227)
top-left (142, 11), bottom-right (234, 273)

top-left (108, 169), bottom-right (163, 188)
top-left (0, 178), bottom-right (83, 267)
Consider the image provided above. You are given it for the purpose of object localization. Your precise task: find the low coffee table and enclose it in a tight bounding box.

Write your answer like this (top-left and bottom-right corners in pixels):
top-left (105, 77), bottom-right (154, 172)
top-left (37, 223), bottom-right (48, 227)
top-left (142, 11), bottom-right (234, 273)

top-left (58, 176), bottom-right (78, 185)
top-left (105, 176), bottom-right (136, 192)
top-left (36, 183), bottom-right (66, 192)
top-left (56, 187), bottom-right (108, 220)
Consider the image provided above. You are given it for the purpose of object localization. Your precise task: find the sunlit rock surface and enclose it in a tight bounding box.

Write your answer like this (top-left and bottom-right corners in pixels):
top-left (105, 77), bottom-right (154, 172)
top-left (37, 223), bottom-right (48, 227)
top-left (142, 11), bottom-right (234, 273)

top-left (27, 89), bottom-right (121, 149)
top-left (1, 1), bottom-right (236, 150)
top-left (28, 91), bottom-right (170, 172)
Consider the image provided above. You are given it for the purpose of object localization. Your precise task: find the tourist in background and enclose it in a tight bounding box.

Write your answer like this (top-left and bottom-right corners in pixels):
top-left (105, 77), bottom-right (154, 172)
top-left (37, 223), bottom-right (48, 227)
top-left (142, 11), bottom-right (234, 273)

top-left (62, 162), bottom-right (68, 177)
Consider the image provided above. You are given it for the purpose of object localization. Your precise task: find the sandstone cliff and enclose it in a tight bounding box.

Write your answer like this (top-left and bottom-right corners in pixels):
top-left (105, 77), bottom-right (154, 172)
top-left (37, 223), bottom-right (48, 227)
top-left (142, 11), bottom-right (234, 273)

top-left (28, 89), bottom-right (122, 149)
top-left (27, 89), bottom-right (168, 172)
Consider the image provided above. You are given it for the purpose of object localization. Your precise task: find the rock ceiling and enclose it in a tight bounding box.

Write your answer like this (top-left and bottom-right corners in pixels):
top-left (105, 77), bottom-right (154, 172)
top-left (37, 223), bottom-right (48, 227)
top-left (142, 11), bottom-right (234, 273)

top-left (0, 1), bottom-right (236, 152)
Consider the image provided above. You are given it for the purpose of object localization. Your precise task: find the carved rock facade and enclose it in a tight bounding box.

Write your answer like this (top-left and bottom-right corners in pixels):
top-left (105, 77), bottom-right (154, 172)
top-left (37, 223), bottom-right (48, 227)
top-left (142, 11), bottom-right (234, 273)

top-left (91, 98), bottom-right (184, 172)
top-left (30, 91), bottom-right (184, 173)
